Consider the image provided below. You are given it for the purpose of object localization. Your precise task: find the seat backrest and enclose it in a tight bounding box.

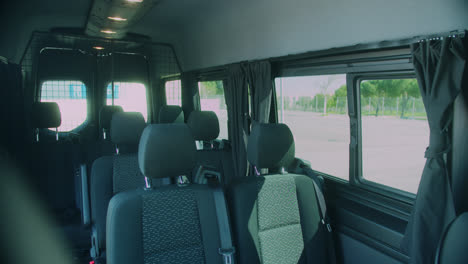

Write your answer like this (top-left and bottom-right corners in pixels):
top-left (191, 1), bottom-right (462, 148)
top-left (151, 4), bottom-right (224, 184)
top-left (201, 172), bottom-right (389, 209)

top-left (89, 111), bottom-right (146, 256)
top-left (229, 123), bottom-right (331, 264)
top-left (99, 105), bottom-right (123, 141)
top-left (30, 102), bottom-right (79, 213)
top-left (158, 105), bottom-right (184, 123)
top-left (106, 124), bottom-right (225, 264)
top-left (187, 110), bottom-right (233, 185)
top-left (435, 212), bottom-right (468, 264)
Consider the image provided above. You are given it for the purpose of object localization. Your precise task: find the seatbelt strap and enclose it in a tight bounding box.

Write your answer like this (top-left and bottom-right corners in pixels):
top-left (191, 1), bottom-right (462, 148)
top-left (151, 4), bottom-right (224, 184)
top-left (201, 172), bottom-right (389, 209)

top-left (212, 187), bottom-right (236, 264)
top-left (302, 166), bottom-right (337, 264)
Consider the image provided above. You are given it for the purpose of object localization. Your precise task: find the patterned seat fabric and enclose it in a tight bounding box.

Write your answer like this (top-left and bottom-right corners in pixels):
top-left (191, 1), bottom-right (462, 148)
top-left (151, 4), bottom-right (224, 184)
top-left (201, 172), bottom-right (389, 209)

top-left (229, 123), bottom-right (332, 264)
top-left (106, 124), bottom-right (225, 264)
top-left (89, 112), bottom-right (146, 257)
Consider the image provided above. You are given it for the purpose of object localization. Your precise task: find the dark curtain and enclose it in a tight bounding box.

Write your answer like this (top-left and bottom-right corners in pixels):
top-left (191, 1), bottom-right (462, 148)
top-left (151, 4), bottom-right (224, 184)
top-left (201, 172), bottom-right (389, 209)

top-left (247, 61), bottom-right (273, 123)
top-left (181, 72), bottom-right (200, 121)
top-left (401, 37), bottom-right (466, 264)
top-left (0, 61), bottom-right (27, 162)
top-left (224, 64), bottom-right (249, 179)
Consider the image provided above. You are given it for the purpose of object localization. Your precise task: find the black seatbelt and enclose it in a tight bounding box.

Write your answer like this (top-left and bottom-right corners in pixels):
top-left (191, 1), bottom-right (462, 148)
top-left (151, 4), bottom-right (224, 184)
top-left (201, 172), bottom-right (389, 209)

top-left (299, 164), bottom-right (337, 264)
top-left (212, 187), bottom-right (236, 264)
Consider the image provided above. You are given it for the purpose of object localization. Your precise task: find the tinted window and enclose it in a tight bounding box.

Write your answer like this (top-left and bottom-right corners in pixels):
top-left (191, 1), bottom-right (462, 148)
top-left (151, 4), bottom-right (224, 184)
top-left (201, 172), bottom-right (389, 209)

top-left (106, 82), bottom-right (148, 121)
top-left (40, 80), bottom-right (87, 131)
top-left (199, 81), bottom-right (228, 139)
top-left (165, 80), bottom-right (182, 106)
top-left (275, 75), bottom-right (349, 180)
top-left (360, 79), bottom-right (428, 193)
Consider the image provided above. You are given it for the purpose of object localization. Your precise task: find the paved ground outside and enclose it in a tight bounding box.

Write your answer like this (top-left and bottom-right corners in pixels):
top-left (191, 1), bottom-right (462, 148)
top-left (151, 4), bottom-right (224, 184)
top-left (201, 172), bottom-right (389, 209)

top-left (282, 111), bottom-right (429, 194)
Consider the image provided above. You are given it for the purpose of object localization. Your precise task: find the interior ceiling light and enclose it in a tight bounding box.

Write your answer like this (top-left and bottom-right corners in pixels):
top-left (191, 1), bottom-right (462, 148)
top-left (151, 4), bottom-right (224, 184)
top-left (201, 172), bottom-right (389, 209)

top-left (93, 46), bottom-right (105, 50)
top-left (108, 16), bottom-right (127, 22)
top-left (126, 0), bottom-right (144, 3)
top-left (101, 30), bottom-right (117, 34)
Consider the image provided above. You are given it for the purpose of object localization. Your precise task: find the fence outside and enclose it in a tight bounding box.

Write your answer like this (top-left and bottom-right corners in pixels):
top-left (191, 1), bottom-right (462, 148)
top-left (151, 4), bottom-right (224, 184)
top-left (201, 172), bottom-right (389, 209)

top-left (278, 96), bottom-right (426, 120)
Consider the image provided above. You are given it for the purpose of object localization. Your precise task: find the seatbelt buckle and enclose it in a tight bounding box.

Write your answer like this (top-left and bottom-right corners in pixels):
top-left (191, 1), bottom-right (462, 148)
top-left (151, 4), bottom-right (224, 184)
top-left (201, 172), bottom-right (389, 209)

top-left (322, 219), bottom-right (332, 232)
top-left (219, 247), bottom-right (236, 264)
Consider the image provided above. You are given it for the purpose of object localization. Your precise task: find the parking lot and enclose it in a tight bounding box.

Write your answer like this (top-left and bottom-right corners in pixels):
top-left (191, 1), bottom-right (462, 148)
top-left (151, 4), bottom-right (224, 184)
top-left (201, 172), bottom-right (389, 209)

top-left (282, 111), bottom-right (429, 193)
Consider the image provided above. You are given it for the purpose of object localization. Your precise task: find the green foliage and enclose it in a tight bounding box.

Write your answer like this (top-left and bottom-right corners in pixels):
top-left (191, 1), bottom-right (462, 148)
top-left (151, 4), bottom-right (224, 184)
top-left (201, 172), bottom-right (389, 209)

top-left (199, 81), bottom-right (224, 97)
top-left (361, 79), bottom-right (420, 99)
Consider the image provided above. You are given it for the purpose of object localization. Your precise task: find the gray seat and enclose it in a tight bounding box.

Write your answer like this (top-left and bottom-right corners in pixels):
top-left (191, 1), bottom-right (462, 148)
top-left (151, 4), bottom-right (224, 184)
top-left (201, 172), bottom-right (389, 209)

top-left (30, 102), bottom-right (79, 212)
top-left (99, 105), bottom-right (124, 140)
top-left (106, 124), bottom-right (228, 264)
top-left (159, 105), bottom-right (185, 123)
top-left (89, 111), bottom-right (146, 258)
top-left (187, 110), bottom-right (234, 185)
top-left (229, 123), bottom-right (333, 264)
top-left (435, 212), bottom-right (468, 264)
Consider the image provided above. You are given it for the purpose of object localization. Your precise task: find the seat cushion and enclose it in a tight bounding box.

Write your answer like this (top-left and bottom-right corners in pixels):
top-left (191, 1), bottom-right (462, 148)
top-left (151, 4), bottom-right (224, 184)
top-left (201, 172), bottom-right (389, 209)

top-left (107, 185), bottom-right (223, 264)
top-left (229, 174), bottom-right (329, 264)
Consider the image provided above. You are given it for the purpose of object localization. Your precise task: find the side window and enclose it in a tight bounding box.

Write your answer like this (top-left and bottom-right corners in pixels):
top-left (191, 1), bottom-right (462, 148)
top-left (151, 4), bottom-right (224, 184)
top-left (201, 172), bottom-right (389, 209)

top-left (165, 79), bottom-right (182, 106)
top-left (359, 78), bottom-right (428, 193)
top-left (275, 75), bottom-right (349, 180)
top-left (198, 81), bottom-right (228, 139)
top-left (40, 80), bottom-right (88, 132)
top-left (106, 82), bottom-right (148, 121)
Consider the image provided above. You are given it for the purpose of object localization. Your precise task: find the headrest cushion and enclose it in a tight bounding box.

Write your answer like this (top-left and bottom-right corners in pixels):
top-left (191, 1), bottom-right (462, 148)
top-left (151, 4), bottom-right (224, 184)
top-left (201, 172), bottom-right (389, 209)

top-left (248, 123), bottom-right (295, 170)
top-left (31, 102), bottom-right (61, 128)
top-left (138, 124), bottom-right (196, 179)
top-left (99, 105), bottom-right (123, 130)
top-left (110, 112), bottom-right (146, 147)
top-left (158, 105), bottom-right (184, 123)
top-left (187, 111), bottom-right (220, 141)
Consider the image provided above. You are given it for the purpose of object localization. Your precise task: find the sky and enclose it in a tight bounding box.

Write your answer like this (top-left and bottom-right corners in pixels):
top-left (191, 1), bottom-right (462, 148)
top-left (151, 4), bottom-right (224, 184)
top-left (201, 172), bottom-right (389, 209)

top-left (275, 74), bottom-right (346, 98)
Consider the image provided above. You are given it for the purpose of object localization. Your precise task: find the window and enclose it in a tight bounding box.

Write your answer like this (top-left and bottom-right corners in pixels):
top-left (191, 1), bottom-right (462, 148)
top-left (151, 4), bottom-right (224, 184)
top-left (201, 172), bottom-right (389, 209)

top-left (40, 80), bottom-right (88, 132)
top-left (106, 82), bottom-right (148, 121)
top-left (198, 81), bottom-right (228, 139)
top-left (165, 80), bottom-right (181, 106)
top-left (275, 75), bottom-right (349, 180)
top-left (359, 78), bottom-right (428, 193)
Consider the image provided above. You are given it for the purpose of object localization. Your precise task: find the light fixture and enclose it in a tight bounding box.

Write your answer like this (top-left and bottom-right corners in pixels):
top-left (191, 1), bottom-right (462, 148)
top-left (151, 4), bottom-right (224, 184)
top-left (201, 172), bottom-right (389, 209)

top-left (108, 16), bottom-right (127, 22)
top-left (101, 29), bottom-right (117, 34)
top-left (93, 46), bottom-right (105, 50)
top-left (126, 0), bottom-right (144, 3)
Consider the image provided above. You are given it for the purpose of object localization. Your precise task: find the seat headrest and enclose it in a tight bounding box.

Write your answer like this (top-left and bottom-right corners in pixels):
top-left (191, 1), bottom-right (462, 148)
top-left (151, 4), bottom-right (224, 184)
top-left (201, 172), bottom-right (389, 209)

top-left (187, 111), bottom-right (220, 141)
top-left (99, 105), bottom-right (123, 130)
top-left (158, 105), bottom-right (184, 123)
top-left (138, 124), bottom-right (196, 179)
top-left (248, 123), bottom-right (295, 170)
top-left (110, 112), bottom-right (146, 149)
top-left (437, 212), bottom-right (468, 264)
top-left (31, 102), bottom-right (61, 128)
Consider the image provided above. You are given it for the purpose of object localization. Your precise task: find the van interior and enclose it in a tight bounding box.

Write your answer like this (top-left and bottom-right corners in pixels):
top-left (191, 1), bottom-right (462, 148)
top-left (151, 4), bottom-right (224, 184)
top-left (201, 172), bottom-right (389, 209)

top-left (0, 1), bottom-right (467, 264)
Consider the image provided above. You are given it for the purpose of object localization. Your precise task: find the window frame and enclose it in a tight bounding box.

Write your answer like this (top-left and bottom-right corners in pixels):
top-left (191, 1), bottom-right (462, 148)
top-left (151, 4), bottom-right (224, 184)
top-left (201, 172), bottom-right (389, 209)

top-left (273, 50), bottom-right (417, 202)
top-left (38, 79), bottom-right (90, 133)
top-left (105, 81), bottom-right (150, 121)
top-left (349, 71), bottom-right (419, 202)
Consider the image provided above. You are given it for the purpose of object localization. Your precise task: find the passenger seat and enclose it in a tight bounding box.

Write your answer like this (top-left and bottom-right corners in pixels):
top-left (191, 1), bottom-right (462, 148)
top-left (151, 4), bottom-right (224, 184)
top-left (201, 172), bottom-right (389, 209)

top-left (106, 124), bottom-right (235, 264)
top-left (229, 123), bottom-right (335, 264)
top-left (187, 110), bottom-right (233, 185)
top-left (158, 105), bottom-right (185, 123)
top-left (89, 112), bottom-right (146, 259)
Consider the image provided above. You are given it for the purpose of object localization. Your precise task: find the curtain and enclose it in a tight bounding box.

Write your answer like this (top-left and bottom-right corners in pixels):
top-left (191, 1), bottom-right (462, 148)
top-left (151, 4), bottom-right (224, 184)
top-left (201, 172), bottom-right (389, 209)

top-left (224, 64), bottom-right (249, 180)
top-left (247, 61), bottom-right (273, 123)
top-left (181, 72), bottom-right (200, 121)
top-left (401, 36), bottom-right (466, 264)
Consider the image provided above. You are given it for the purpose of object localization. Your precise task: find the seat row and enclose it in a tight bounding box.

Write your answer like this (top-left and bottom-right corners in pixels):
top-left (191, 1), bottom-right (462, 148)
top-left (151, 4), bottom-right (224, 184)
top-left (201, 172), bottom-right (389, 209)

top-left (32, 102), bottom-right (335, 264)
